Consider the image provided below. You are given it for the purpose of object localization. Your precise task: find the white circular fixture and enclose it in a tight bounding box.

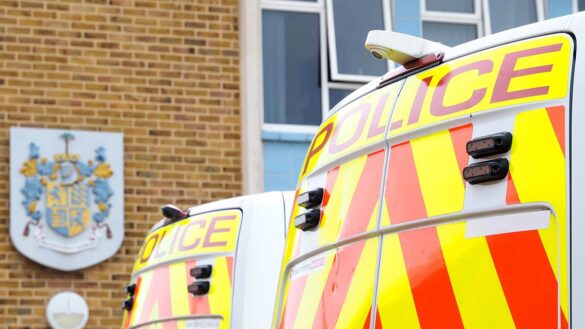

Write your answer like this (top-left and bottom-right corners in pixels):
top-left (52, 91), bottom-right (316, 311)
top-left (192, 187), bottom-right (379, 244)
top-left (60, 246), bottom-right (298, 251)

top-left (46, 291), bottom-right (89, 329)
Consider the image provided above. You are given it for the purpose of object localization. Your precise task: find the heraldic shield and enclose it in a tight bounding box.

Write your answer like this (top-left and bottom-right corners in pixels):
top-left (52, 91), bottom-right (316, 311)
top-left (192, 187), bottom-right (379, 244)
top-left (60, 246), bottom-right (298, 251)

top-left (46, 182), bottom-right (91, 238)
top-left (10, 128), bottom-right (124, 271)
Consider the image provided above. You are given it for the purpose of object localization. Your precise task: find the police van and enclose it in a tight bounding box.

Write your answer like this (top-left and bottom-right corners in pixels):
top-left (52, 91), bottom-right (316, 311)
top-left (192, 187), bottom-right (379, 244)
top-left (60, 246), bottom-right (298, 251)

top-left (121, 191), bottom-right (293, 329)
top-left (273, 13), bottom-right (585, 329)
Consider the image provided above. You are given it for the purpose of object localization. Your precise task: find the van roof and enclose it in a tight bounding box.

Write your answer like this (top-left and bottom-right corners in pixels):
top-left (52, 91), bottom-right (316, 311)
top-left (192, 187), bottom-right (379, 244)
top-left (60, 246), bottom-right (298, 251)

top-left (149, 191), bottom-right (295, 233)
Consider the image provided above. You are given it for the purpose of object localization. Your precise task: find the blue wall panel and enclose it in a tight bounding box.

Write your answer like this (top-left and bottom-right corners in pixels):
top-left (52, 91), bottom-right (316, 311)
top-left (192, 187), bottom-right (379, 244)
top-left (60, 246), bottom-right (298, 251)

top-left (263, 132), bottom-right (312, 191)
top-left (547, 0), bottom-right (574, 18)
top-left (393, 0), bottom-right (422, 36)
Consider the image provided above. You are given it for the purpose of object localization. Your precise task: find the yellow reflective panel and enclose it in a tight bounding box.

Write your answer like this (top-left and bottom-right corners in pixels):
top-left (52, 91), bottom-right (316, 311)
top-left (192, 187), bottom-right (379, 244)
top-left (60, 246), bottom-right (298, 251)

top-left (133, 209), bottom-right (241, 273)
top-left (278, 229), bottom-right (378, 329)
top-left (169, 262), bottom-right (190, 320)
top-left (129, 257), bottom-right (233, 329)
top-left (377, 225), bottom-right (420, 329)
top-left (389, 34), bottom-right (572, 136)
top-left (335, 220), bottom-right (379, 329)
top-left (411, 129), bottom-right (464, 216)
top-left (290, 250), bottom-right (336, 329)
top-left (208, 257), bottom-right (232, 329)
top-left (318, 155), bottom-right (367, 246)
top-left (299, 82), bottom-right (402, 181)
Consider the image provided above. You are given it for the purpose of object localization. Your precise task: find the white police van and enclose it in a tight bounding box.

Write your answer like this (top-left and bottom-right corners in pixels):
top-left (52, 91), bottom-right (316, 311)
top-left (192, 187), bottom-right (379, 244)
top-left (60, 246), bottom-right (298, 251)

top-left (122, 192), bottom-right (293, 329)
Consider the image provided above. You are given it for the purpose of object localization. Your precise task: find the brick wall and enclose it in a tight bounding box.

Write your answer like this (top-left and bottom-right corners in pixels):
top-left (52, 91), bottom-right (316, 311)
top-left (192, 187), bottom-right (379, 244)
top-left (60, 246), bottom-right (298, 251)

top-left (0, 0), bottom-right (241, 327)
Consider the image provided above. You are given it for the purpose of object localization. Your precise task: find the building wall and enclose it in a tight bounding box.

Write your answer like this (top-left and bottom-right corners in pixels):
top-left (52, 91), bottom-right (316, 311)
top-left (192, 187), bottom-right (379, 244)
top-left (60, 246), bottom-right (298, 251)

top-left (0, 0), bottom-right (240, 328)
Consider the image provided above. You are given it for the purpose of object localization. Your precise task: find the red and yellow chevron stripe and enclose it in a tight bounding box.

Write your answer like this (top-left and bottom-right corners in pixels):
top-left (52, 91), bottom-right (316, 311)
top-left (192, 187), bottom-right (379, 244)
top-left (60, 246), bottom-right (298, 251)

top-left (278, 106), bottom-right (568, 328)
top-left (376, 107), bottom-right (567, 329)
top-left (278, 150), bottom-right (384, 329)
top-left (125, 256), bottom-right (234, 329)
top-left (378, 124), bottom-right (471, 329)
top-left (504, 106), bottom-right (568, 328)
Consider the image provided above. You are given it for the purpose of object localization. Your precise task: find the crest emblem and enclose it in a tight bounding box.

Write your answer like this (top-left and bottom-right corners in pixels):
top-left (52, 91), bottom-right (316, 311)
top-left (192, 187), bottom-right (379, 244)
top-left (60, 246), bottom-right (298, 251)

top-left (10, 128), bottom-right (124, 271)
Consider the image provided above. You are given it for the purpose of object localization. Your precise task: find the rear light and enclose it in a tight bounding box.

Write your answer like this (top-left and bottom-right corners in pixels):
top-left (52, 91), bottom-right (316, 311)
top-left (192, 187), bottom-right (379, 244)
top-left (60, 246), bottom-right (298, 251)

top-left (467, 132), bottom-right (512, 159)
top-left (463, 158), bottom-right (509, 185)
top-left (121, 297), bottom-right (134, 311)
top-left (295, 209), bottom-right (321, 231)
top-left (298, 188), bottom-right (324, 209)
top-left (190, 265), bottom-right (212, 279)
top-left (125, 283), bottom-right (136, 295)
top-left (188, 281), bottom-right (210, 296)
top-left (122, 283), bottom-right (136, 311)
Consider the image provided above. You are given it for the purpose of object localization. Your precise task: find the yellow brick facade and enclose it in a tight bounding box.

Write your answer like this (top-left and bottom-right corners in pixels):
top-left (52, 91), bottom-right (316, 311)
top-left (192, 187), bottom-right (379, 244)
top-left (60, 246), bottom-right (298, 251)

top-left (0, 0), bottom-right (241, 327)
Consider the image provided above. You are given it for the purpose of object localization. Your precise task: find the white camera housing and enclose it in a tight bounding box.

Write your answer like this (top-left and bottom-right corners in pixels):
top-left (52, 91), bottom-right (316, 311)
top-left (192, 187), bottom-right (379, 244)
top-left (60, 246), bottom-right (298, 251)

top-left (365, 30), bottom-right (450, 65)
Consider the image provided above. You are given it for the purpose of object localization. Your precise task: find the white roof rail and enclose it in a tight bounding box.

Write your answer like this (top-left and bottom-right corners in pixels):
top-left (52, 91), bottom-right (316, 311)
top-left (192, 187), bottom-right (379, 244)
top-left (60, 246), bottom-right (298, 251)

top-left (365, 30), bottom-right (450, 65)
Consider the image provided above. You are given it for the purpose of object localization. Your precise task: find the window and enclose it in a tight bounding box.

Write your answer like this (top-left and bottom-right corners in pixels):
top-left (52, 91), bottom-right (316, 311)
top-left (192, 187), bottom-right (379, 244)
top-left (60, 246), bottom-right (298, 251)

top-left (421, 0), bottom-right (482, 46)
top-left (262, 10), bottom-right (322, 126)
top-left (261, 0), bottom-right (392, 130)
top-left (426, 0), bottom-right (475, 13)
top-left (420, 0), bottom-right (546, 46)
top-left (485, 0), bottom-right (543, 34)
top-left (422, 21), bottom-right (478, 46)
top-left (326, 0), bottom-right (391, 81)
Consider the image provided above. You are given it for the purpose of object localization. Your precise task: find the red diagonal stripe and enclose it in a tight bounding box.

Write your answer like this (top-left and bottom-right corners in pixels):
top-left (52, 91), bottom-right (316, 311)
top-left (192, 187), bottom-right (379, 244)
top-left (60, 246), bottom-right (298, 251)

top-left (362, 307), bottom-right (372, 329)
top-left (338, 150), bottom-right (385, 239)
top-left (318, 166), bottom-right (340, 232)
top-left (486, 230), bottom-right (558, 328)
top-left (310, 151), bottom-right (385, 329)
top-left (399, 227), bottom-right (465, 329)
top-left (546, 106), bottom-right (565, 155)
top-left (375, 307), bottom-right (382, 329)
top-left (364, 306), bottom-right (384, 329)
top-left (506, 174), bottom-right (521, 205)
top-left (279, 276), bottom-right (308, 329)
top-left (386, 142), bottom-right (427, 224)
top-left (312, 241), bottom-right (368, 329)
top-left (185, 260), bottom-right (210, 315)
top-left (562, 311), bottom-right (568, 329)
top-left (322, 167), bottom-right (339, 208)
top-left (137, 265), bottom-right (176, 329)
top-left (226, 256), bottom-right (234, 286)
top-left (386, 141), bottom-right (463, 328)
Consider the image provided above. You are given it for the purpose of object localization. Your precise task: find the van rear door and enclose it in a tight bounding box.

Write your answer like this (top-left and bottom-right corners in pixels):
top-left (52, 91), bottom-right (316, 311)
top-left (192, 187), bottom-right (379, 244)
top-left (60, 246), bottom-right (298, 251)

top-left (375, 33), bottom-right (572, 328)
top-left (274, 81), bottom-right (404, 329)
top-left (124, 209), bottom-right (241, 329)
